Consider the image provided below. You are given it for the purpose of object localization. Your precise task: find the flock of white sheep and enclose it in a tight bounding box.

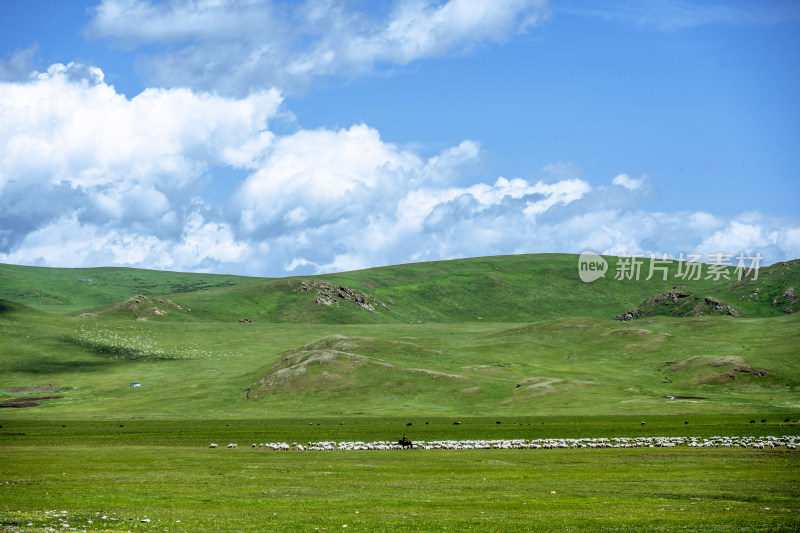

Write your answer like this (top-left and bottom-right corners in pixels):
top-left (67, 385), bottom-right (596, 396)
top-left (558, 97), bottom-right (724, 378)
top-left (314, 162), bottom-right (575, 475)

top-left (209, 435), bottom-right (799, 451)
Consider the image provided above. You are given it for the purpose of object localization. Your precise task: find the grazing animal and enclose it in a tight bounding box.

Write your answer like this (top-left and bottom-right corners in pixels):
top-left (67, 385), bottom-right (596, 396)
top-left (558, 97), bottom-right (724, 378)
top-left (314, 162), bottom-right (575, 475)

top-left (399, 435), bottom-right (413, 449)
top-left (640, 421), bottom-right (646, 426)
top-left (227, 443), bottom-right (237, 448)
top-left (209, 443), bottom-right (218, 448)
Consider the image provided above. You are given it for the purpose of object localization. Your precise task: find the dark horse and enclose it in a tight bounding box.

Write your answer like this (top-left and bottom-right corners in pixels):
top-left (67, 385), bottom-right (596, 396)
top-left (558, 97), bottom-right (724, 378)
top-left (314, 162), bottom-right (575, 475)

top-left (398, 435), bottom-right (413, 449)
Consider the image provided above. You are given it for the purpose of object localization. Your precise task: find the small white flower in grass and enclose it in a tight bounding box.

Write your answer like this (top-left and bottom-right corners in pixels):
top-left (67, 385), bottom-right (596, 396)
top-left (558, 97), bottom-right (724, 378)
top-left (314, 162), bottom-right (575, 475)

top-left (551, 491), bottom-right (556, 494)
top-left (141, 518), bottom-right (151, 522)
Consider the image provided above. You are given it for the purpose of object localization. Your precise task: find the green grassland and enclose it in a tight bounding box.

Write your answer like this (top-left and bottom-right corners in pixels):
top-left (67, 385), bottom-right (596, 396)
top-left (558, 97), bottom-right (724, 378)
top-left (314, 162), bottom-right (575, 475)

top-left (0, 253), bottom-right (798, 418)
top-left (0, 313), bottom-right (798, 418)
top-left (1, 254), bottom-right (799, 531)
top-left (0, 263), bottom-right (261, 315)
top-left (1, 420), bottom-right (800, 532)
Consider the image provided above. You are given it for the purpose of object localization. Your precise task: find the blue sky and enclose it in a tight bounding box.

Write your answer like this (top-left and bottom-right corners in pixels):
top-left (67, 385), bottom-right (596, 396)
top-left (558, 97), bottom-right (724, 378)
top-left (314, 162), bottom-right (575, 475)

top-left (0, 0), bottom-right (798, 276)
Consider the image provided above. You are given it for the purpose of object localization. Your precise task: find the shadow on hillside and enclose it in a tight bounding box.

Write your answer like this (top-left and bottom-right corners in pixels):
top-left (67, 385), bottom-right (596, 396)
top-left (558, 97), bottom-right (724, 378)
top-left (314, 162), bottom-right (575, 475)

top-left (13, 356), bottom-right (117, 374)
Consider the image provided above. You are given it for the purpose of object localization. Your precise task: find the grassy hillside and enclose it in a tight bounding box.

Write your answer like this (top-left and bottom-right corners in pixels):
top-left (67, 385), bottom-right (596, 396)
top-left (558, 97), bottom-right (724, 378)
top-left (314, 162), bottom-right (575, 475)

top-left (0, 254), bottom-right (797, 419)
top-left (57, 254), bottom-right (800, 324)
top-left (0, 263), bottom-right (262, 314)
top-left (2, 255), bottom-right (797, 323)
top-left (1, 310), bottom-right (797, 418)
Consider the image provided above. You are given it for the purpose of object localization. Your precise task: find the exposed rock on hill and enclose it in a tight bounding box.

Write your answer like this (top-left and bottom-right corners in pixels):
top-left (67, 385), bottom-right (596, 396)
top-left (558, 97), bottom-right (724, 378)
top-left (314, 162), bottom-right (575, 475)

top-left (110, 295), bottom-right (190, 319)
top-left (293, 280), bottom-right (391, 312)
top-left (734, 259), bottom-right (800, 314)
top-left (771, 287), bottom-right (797, 314)
top-left (615, 290), bottom-right (741, 321)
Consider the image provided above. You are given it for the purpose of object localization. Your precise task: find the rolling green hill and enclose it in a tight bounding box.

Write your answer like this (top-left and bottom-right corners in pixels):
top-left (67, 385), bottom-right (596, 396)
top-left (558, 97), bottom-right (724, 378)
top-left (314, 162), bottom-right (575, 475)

top-left (6, 254), bottom-right (791, 324)
top-left (0, 262), bottom-right (262, 314)
top-left (166, 254), bottom-right (799, 323)
top-left (0, 254), bottom-right (798, 419)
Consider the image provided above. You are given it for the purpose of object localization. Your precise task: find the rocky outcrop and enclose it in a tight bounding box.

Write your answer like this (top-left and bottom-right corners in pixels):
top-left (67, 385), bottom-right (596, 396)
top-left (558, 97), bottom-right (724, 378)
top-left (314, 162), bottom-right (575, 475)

top-left (615, 290), bottom-right (740, 321)
top-left (293, 281), bottom-right (391, 312)
top-left (615, 290), bottom-right (690, 321)
top-left (771, 287), bottom-right (797, 314)
top-left (704, 296), bottom-right (741, 317)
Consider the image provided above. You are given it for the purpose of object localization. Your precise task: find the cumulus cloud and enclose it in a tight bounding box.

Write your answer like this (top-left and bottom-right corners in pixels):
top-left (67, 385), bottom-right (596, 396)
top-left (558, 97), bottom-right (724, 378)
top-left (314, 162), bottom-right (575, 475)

top-left (1, 61), bottom-right (799, 276)
top-left (86, 0), bottom-right (551, 95)
top-left (232, 123), bottom-right (423, 236)
top-left (0, 62), bottom-right (281, 253)
top-left (611, 173), bottom-right (645, 190)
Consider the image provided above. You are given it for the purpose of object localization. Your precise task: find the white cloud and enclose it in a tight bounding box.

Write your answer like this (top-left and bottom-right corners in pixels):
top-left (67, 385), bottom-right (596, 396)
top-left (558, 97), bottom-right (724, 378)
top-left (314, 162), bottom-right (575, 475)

top-left (0, 63), bottom-right (282, 252)
top-left (612, 173), bottom-right (645, 190)
top-left (172, 212), bottom-right (250, 266)
top-left (698, 220), bottom-right (772, 255)
top-left (1, 211), bottom-right (249, 272)
top-left (86, 0), bottom-right (551, 95)
top-left (285, 257), bottom-right (313, 272)
top-left (232, 123), bottom-right (423, 235)
top-left (349, 0), bottom-right (549, 65)
top-left (2, 62), bottom-right (799, 276)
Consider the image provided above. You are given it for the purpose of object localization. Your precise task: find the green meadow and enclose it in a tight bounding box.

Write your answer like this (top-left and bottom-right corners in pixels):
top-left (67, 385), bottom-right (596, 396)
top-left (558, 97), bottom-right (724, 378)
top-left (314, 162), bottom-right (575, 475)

top-left (2, 420), bottom-right (800, 532)
top-left (1, 254), bottom-right (799, 531)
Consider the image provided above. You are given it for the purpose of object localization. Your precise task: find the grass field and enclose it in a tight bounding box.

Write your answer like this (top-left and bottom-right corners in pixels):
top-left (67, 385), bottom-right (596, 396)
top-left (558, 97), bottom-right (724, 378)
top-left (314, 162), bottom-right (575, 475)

top-left (1, 314), bottom-right (798, 419)
top-left (1, 419), bottom-right (799, 532)
top-left (1, 255), bottom-right (798, 531)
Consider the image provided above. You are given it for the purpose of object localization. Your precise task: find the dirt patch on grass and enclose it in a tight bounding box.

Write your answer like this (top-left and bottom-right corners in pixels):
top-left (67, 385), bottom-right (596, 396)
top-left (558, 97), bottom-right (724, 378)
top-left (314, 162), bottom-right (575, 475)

top-left (0, 396), bottom-right (62, 408)
top-left (6, 385), bottom-right (59, 394)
